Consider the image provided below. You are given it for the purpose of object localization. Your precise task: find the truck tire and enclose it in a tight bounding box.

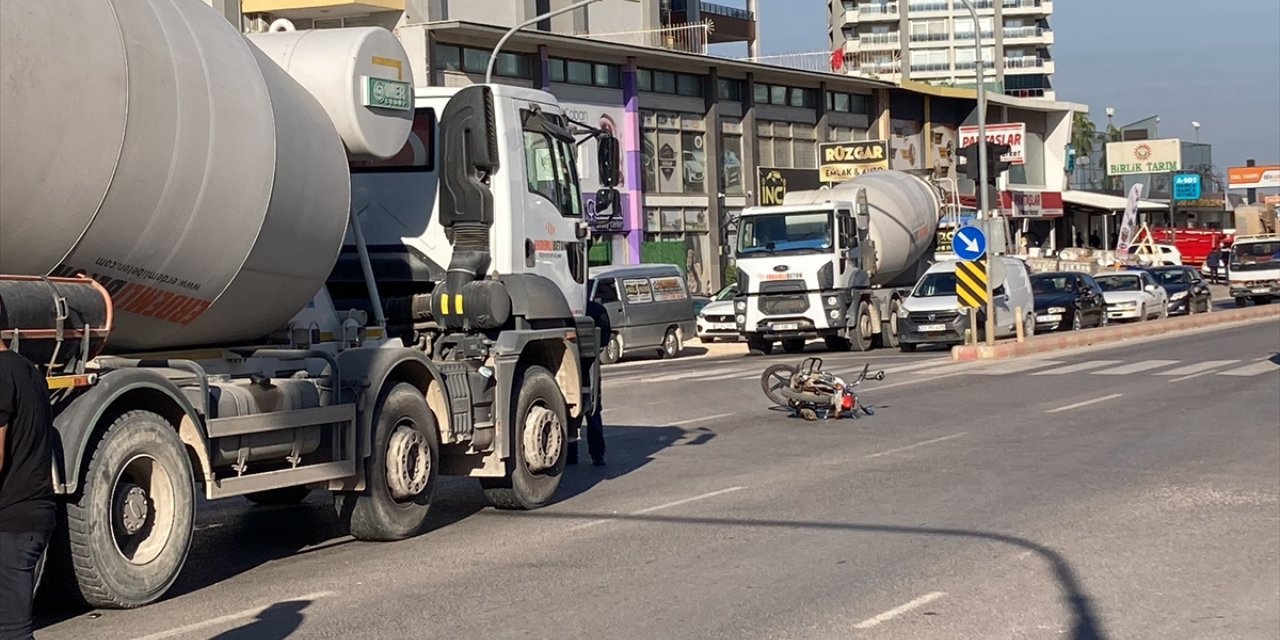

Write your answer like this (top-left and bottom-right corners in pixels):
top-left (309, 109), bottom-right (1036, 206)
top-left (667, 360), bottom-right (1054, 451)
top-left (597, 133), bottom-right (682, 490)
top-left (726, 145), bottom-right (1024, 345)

top-left (880, 299), bottom-right (902, 349)
top-left (746, 336), bottom-right (774, 356)
top-left (852, 302), bottom-right (874, 352)
top-left (338, 382), bottom-right (439, 541)
top-left (63, 410), bottom-right (195, 609)
top-left (482, 366), bottom-right (567, 510)
top-left (781, 338), bottom-right (806, 354)
top-left (245, 486), bottom-right (312, 506)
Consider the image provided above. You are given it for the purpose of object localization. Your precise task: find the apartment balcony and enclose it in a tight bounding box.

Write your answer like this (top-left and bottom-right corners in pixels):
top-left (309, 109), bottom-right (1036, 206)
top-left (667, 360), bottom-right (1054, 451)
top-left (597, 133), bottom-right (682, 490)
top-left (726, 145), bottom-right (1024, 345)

top-left (858, 2), bottom-right (900, 21)
top-left (954, 30), bottom-right (996, 42)
top-left (857, 61), bottom-right (903, 75)
top-left (954, 60), bottom-right (997, 70)
top-left (1002, 0), bottom-right (1052, 15)
top-left (1002, 25), bottom-right (1053, 45)
top-left (853, 32), bottom-right (903, 50)
top-left (579, 22), bottom-right (711, 55)
top-left (241, 0), bottom-right (402, 18)
top-left (1004, 87), bottom-right (1055, 99)
top-left (908, 62), bottom-right (954, 78)
top-left (909, 32), bottom-right (951, 44)
top-left (906, 0), bottom-right (951, 12)
top-left (1004, 56), bottom-right (1054, 74)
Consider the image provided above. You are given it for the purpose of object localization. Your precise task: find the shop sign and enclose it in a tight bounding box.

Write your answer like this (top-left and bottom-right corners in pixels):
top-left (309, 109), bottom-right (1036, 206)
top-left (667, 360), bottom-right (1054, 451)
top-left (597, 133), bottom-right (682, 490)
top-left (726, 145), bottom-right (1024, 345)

top-left (1106, 139), bottom-right (1182, 176)
top-left (819, 140), bottom-right (889, 183)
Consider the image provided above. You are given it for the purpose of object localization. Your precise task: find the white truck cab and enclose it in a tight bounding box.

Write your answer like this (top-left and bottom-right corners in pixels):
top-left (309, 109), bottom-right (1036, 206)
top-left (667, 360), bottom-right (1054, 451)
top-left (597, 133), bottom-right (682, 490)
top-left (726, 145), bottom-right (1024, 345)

top-left (1227, 234), bottom-right (1280, 307)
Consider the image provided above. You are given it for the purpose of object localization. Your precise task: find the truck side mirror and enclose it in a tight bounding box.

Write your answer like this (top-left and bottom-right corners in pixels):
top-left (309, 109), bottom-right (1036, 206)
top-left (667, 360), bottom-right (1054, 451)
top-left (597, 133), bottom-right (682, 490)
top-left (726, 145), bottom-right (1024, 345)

top-left (598, 135), bottom-right (620, 187)
top-left (595, 188), bottom-right (617, 214)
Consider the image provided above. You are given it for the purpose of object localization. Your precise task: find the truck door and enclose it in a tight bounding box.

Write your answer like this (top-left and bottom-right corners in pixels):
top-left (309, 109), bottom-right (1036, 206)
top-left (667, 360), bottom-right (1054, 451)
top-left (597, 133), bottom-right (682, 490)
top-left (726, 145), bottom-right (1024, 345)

top-left (517, 103), bottom-right (587, 316)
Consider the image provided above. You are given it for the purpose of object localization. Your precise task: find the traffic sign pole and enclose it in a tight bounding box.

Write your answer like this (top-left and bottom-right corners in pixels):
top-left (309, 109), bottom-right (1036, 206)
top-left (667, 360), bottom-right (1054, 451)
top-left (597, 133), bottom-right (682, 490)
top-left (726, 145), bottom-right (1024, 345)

top-left (985, 256), bottom-right (995, 345)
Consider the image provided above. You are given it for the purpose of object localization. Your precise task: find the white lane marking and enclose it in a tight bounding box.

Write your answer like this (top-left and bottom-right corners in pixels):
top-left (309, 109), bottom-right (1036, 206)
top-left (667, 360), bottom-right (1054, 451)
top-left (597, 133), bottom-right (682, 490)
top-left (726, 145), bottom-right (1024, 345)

top-left (668, 412), bottom-right (735, 426)
top-left (631, 365), bottom-right (749, 383)
top-left (971, 359), bottom-right (1064, 375)
top-left (1157, 360), bottom-right (1241, 376)
top-left (883, 358), bottom-right (954, 374)
top-left (870, 371), bottom-right (967, 391)
top-left (1093, 359), bottom-right (1180, 375)
top-left (863, 433), bottom-right (967, 459)
top-left (1031, 360), bottom-right (1122, 375)
top-left (1218, 360), bottom-right (1280, 377)
top-left (133, 591), bottom-right (336, 640)
top-left (1046, 393), bottom-right (1124, 414)
top-left (853, 591), bottom-right (947, 630)
top-left (571, 486), bottom-right (747, 531)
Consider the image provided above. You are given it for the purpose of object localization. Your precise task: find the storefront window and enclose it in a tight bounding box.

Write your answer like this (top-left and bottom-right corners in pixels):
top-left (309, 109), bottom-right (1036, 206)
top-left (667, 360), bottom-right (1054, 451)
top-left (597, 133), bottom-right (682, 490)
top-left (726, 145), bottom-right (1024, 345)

top-left (721, 121), bottom-right (745, 196)
top-left (641, 111), bottom-right (708, 194)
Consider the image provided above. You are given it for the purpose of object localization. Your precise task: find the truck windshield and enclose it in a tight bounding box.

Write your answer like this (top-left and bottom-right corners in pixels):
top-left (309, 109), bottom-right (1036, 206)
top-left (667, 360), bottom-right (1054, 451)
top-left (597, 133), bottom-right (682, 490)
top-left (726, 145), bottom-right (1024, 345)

top-left (912, 272), bottom-right (957, 297)
top-left (737, 211), bottom-right (833, 256)
top-left (522, 112), bottom-right (582, 217)
top-left (1230, 241), bottom-right (1280, 272)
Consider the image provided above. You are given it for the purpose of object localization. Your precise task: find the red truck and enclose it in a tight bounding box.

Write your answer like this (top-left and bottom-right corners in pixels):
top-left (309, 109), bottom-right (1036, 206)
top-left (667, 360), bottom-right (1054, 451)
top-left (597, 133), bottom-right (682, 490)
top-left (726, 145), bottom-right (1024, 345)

top-left (1150, 227), bottom-right (1233, 266)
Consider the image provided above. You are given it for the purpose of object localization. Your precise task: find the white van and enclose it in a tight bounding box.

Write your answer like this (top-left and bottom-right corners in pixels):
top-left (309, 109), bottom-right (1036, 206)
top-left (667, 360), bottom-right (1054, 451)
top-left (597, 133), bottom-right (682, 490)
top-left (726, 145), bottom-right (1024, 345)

top-left (896, 257), bottom-right (1036, 351)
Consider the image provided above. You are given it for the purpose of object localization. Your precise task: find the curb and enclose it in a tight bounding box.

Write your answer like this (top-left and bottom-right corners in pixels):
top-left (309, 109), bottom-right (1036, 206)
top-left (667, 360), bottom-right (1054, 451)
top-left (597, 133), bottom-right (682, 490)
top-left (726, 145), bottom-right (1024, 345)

top-left (951, 306), bottom-right (1280, 362)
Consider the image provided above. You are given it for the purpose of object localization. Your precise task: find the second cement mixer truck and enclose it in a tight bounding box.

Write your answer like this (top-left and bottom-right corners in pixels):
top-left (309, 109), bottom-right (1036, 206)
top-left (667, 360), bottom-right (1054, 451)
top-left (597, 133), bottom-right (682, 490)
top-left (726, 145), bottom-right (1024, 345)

top-left (733, 171), bottom-right (942, 353)
top-left (0, 0), bottom-right (613, 608)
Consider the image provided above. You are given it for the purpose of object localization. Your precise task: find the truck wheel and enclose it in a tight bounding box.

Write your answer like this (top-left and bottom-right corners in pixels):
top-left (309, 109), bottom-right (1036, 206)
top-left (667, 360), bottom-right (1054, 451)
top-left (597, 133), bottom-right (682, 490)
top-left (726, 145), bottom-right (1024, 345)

top-left (482, 366), bottom-right (567, 510)
top-left (781, 338), bottom-right (806, 354)
top-left (852, 302), bottom-right (874, 352)
top-left (339, 382), bottom-right (439, 541)
top-left (761, 364), bottom-right (798, 407)
top-left (746, 336), bottom-right (774, 356)
top-left (881, 299), bottom-right (902, 349)
top-left (245, 486), bottom-right (312, 506)
top-left (63, 410), bottom-right (194, 609)
top-left (600, 333), bottom-right (622, 364)
top-left (660, 328), bottom-right (682, 359)
top-left (1234, 297), bottom-right (1247, 308)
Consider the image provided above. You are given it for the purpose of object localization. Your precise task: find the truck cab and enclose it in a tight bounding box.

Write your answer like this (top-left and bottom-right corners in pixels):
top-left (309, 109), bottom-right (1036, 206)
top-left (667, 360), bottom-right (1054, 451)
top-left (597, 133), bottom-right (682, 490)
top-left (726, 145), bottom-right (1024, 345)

top-left (1227, 234), bottom-right (1280, 306)
top-left (733, 202), bottom-right (864, 355)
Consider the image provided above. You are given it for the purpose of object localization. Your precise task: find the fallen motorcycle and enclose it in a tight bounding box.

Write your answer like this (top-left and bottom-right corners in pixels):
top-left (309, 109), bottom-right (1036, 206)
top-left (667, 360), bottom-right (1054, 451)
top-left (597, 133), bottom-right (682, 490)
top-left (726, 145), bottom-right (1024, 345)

top-left (760, 358), bottom-right (885, 421)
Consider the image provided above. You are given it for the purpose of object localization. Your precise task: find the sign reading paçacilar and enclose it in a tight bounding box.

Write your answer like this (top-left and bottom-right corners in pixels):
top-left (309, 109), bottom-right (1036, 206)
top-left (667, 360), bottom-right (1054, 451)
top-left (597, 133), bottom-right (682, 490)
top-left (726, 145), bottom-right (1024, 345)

top-left (1106, 139), bottom-right (1182, 176)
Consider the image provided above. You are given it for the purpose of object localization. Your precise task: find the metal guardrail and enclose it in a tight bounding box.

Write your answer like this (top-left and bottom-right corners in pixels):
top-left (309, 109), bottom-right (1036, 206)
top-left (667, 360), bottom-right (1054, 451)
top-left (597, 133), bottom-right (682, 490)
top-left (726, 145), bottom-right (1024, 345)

top-left (577, 21), bottom-right (711, 54)
top-left (700, 1), bottom-right (754, 21)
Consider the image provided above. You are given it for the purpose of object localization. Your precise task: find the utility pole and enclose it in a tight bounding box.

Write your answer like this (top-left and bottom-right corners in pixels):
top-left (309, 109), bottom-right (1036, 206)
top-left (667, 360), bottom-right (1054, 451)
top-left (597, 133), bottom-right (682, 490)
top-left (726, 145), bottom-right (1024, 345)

top-left (957, 0), bottom-right (996, 344)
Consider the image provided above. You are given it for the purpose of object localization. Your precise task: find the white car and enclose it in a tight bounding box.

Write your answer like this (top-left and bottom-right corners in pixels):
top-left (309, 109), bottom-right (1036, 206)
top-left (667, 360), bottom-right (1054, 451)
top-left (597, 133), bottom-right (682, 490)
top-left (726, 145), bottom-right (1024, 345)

top-left (1094, 270), bottom-right (1169, 322)
top-left (1131, 243), bottom-right (1183, 266)
top-left (696, 283), bottom-right (739, 342)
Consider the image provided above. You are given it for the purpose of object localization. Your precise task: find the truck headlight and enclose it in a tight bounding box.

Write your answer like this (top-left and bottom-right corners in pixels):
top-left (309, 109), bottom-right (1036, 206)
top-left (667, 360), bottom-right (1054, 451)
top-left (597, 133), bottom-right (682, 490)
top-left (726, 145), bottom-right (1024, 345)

top-left (1047, 306), bottom-right (1066, 314)
top-left (735, 314), bottom-right (745, 324)
top-left (1170, 291), bottom-right (1187, 301)
top-left (735, 300), bottom-right (746, 312)
top-left (829, 309), bottom-right (840, 320)
top-left (826, 295), bottom-right (839, 307)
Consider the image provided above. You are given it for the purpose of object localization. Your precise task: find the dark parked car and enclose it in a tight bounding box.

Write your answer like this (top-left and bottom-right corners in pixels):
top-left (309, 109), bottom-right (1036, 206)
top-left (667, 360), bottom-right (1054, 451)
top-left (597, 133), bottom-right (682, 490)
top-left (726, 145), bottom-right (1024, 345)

top-left (1144, 265), bottom-right (1212, 315)
top-left (1030, 271), bottom-right (1107, 331)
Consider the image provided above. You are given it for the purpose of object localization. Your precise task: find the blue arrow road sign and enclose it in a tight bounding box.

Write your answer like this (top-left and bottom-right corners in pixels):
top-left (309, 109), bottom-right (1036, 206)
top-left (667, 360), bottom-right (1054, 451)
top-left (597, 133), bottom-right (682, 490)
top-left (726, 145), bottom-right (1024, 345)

top-left (953, 226), bottom-right (987, 262)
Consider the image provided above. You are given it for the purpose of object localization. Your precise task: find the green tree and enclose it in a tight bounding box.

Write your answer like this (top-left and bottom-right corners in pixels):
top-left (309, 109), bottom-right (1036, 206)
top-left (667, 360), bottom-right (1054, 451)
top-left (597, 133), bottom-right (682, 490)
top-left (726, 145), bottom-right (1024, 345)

top-left (1070, 112), bottom-right (1096, 189)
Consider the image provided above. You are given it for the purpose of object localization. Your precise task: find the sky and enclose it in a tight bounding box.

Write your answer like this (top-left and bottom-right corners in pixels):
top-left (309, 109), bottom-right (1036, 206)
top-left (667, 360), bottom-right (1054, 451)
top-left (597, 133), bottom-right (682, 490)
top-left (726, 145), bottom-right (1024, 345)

top-left (743, 0), bottom-right (1280, 172)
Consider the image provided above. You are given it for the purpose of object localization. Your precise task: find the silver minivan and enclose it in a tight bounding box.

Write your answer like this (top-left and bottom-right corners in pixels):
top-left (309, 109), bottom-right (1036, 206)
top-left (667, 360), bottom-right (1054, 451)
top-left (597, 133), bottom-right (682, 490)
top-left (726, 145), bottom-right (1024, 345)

top-left (896, 257), bottom-right (1037, 351)
top-left (589, 264), bottom-right (697, 363)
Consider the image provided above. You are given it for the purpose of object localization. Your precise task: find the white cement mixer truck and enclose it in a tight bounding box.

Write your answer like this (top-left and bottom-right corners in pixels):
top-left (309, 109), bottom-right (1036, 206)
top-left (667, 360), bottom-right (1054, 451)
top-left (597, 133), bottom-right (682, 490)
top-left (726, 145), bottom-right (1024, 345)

top-left (0, 0), bottom-right (613, 608)
top-left (732, 171), bottom-right (942, 353)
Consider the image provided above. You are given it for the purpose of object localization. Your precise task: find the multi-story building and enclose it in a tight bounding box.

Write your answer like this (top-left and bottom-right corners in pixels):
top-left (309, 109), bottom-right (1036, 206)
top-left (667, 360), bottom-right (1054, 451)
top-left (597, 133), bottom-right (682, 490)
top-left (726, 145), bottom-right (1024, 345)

top-left (828, 0), bottom-right (1055, 100)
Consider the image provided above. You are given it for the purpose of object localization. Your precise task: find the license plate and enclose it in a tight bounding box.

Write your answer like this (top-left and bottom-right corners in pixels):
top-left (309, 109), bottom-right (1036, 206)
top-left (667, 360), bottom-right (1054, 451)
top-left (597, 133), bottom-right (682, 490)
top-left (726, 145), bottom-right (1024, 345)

top-left (1036, 314), bottom-right (1061, 323)
top-left (918, 324), bottom-right (947, 332)
top-left (772, 323), bottom-right (799, 331)
top-left (1253, 289), bottom-right (1271, 294)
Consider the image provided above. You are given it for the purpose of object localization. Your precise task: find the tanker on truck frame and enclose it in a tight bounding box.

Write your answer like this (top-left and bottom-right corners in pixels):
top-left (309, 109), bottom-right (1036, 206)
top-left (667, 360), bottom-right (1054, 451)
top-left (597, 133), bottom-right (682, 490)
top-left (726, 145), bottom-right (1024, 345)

top-left (0, 0), bottom-right (618, 609)
top-left (732, 171), bottom-right (943, 354)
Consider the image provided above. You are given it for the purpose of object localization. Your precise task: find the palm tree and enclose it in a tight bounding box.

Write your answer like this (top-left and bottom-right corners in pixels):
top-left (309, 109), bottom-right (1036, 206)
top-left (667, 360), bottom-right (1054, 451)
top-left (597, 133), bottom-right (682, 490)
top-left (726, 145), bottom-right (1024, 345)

top-left (1070, 112), bottom-right (1096, 189)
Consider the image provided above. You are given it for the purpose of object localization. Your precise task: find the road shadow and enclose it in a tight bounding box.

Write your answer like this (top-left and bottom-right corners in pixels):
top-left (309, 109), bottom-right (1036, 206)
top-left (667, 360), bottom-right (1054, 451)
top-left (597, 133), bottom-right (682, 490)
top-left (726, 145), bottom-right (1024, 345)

top-left (559, 424), bottom-right (710, 500)
top-left (614, 345), bottom-right (710, 364)
top-left (512, 510), bottom-right (1107, 640)
top-left (209, 597), bottom-right (317, 640)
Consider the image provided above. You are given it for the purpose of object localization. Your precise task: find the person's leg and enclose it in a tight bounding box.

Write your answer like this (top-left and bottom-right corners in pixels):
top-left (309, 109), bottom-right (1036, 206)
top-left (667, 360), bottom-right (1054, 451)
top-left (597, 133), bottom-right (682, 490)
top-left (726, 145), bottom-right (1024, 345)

top-left (0, 530), bottom-right (50, 640)
top-left (586, 406), bottom-right (606, 466)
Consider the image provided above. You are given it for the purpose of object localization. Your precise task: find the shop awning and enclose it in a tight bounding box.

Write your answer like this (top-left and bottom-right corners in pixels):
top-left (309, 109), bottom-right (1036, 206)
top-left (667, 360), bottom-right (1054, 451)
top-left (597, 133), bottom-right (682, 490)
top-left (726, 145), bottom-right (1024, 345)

top-left (1062, 190), bottom-right (1166, 213)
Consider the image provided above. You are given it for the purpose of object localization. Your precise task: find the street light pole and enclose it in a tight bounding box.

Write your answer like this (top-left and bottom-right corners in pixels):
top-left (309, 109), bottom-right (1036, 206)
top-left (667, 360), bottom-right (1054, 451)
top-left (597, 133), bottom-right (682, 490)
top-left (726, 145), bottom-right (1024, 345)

top-left (957, 0), bottom-right (996, 344)
top-left (487, 0), bottom-right (602, 84)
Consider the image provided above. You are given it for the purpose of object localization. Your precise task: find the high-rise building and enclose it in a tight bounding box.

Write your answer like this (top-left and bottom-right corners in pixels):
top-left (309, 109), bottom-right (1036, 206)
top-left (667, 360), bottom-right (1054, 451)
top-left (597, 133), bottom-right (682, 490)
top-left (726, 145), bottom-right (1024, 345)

top-left (827, 0), bottom-right (1054, 99)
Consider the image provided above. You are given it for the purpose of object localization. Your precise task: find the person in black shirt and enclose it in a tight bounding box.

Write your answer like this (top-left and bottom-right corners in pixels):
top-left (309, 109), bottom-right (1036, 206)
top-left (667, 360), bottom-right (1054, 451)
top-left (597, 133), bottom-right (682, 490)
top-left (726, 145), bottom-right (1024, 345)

top-left (569, 301), bottom-right (610, 467)
top-left (0, 333), bottom-right (55, 640)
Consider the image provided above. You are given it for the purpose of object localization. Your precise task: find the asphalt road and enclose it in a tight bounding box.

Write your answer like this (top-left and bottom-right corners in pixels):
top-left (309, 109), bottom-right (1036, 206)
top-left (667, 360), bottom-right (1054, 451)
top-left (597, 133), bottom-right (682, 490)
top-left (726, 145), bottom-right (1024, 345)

top-left (35, 319), bottom-right (1280, 640)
